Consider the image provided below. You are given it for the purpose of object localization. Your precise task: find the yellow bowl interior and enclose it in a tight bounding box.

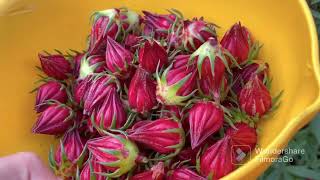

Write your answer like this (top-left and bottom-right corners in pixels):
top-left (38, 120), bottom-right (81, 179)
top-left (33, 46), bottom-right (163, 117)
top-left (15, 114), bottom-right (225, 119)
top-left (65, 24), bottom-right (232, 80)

top-left (0, 0), bottom-right (319, 179)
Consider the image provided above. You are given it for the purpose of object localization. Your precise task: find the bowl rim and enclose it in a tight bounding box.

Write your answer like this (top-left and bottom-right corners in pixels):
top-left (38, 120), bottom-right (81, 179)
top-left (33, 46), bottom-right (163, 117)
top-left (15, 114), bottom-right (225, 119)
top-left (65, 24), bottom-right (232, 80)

top-left (223, 0), bottom-right (320, 179)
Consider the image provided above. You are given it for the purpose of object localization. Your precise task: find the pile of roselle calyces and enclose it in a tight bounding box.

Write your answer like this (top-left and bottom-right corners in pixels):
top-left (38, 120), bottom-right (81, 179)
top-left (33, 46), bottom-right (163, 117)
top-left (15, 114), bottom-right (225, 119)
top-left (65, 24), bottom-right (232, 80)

top-left (31, 8), bottom-right (281, 180)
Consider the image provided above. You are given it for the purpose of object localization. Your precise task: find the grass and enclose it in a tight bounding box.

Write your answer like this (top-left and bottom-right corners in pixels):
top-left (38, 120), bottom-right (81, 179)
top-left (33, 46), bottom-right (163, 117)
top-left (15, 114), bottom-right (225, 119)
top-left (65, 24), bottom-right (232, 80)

top-left (259, 1), bottom-right (320, 179)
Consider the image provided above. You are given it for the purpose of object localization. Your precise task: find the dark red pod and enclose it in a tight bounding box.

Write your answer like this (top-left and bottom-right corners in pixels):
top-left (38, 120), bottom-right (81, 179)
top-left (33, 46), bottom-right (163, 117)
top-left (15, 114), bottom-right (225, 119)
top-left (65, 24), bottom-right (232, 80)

top-left (127, 118), bottom-right (185, 154)
top-left (32, 103), bottom-right (73, 135)
top-left (106, 36), bottom-right (134, 79)
top-left (220, 22), bottom-right (250, 64)
top-left (167, 167), bottom-right (206, 180)
top-left (188, 101), bottom-right (224, 149)
top-left (39, 53), bottom-right (72, 80)
top-left (200, 137), bottom-right (235, 180)
top-left (35, 81), bottom-right (67, 113)
top-left (239, 75), bottom-right (272, 117)
top-left (181, 19), bottom-right (216, 52)
top-left (128, 67), bottom-right (157, 114)
top-left (138, 40), bottom-right (168, 73)
top-left (226, 123), bottom-right (257, 153)
top-left (93, 85), bottom-right (127, 132)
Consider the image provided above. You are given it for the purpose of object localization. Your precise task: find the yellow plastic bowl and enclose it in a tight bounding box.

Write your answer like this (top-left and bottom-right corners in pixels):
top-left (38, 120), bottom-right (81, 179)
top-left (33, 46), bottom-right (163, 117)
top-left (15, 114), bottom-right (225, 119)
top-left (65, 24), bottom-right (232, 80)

top-left (0, 0), bottom-right (319, 179)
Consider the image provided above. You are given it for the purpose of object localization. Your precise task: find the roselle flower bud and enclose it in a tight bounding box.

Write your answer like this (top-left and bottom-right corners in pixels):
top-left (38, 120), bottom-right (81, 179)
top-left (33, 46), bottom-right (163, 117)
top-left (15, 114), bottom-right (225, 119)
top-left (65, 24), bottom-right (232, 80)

top-left (239, 75), bottom-right (272, 117)
top-left (131, 162), bottom-right (165, 180)
top-left (128, 67), bottom-right (157, 114)
top-left (83, 74), bottom-right (117, 114)
top-left (156, 55), bottom-right (197, 105)
top-left (124, 34), bottom-right (141, 53)
top-left (138, 40), bottom-right (168, 73)
top-left (92, 85), bottom-right (126, 132)
top-left (181, 19), bottom-right (216, 52)
top-left (142, 11), bottom-right (176, 39)
top-left (35, 81), bottom-right (67, 113)
top-left (73, 76), bottom-right (93, 106)
top-left (200, 137), bottom-right (235, 179)
top-left (232, 62), bottom-right (269, 94)
top-left (226, 123), bottom-right (257, 153)
top-left (128, 118), bottom-right (185, 155)
top-left (167, 168), bottom-right (205, 180)
top-left (79, 54), bottom-right (106, 79)
top-left (221, 22), bottom-right (250, 64)
top-left (188, 101), bottom-right (224, 149)
top-left (106, 36), bottom-right (134, 79)
top-left (80, 157), bottom-right (106, 180)
top-left (49, 129), bottom-right (86, 179)
top-left (39, 53), bottom-right (72, 80)
top-left (32, 103), bottom-right (74, 135)
top-left (87, 134), bottom-right (144, 178)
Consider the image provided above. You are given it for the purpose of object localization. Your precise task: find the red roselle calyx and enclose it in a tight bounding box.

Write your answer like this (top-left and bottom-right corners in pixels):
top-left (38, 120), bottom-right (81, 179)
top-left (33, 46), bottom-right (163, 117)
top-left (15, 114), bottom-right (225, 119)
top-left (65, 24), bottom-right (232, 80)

top-left (188, 101), bottom-right (224, 149)
top-left (221, 22), bottom-right (250, 64)
top-left (239, 75), bottom-right (272, 117)
top-left (80, 157), bottom-right (106, 180)
top-left (226, 123), bottom-right (257, 153)
top-left (88, 8), bottom-right (140, 55)
top-left (73, 76), bottom-right (93, 106)
top-left (161, 105), bottom-right (182, 119)
top-left (50, 129), bottom-right (86, 179)
top-left (79, 54), bottom-right (106, 79)
top-left (131, 162), bottom-right (165, 180)
top-left (124, 34), bottom-right (141, 52)
top-left (138, 39), bottom-right (168, 73)
top-left (32, 103), bottom-right (74, 135)
top-left (39, 53), bottom-right (72, 80)
top-left (128, 67), bottom-right (157, 114)
top-left (200, 137), bottom-right (235, 180)
top-left (232, 62), bottom-right (269, 94)
top-left (83, 74), bottom-right (117, 114)
top-left (87, 134), bottom-right (145, 178)
top-left (167, 168), bottom-right (206, 180)
top-left (127, 118), bottom-right (185, 156)
top-left (106, 36), bottom-right (134, 79)
top-left (142, 11), bottom-right (176, 39)
top-left (92, 85), bottom-right (127, 132)
top-left (35, 81), bottom-right (67, 113)
top-left (156, 55), bottom-right (197, 105)
top-left (181, 18), bottom-right (216, 52)
top-left (73, 52), bottom-right (85, 78)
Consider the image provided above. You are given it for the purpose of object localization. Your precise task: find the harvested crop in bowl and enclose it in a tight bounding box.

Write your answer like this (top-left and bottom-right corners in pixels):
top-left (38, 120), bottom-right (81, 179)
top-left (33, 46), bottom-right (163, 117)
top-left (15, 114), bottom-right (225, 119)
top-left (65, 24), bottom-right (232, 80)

top-left (31, 8), bottom-right (282, 180)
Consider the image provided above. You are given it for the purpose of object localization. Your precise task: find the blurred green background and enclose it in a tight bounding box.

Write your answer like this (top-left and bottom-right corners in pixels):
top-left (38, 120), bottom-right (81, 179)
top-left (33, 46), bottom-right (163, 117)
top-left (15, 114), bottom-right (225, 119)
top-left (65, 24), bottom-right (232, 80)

top-left (259, 1), bottom-right (320, 179)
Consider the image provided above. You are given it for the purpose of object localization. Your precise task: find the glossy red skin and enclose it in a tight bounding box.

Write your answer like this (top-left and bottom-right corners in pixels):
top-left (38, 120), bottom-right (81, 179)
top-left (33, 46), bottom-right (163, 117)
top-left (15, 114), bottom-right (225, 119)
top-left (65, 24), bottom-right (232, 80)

top-left (142, 11), bottom-right (176, 39)
top-left (200, 137), bottom-right (235, 180)
top-left (73, 53), bottom-right (85, 78)
top-left (166, 55), bottom-right (197, 96)
top-left (127, 118), bottom-right (183, 154)
top-left (220, 22), bottom-right (250, 64)
top-left (198, 57), bottom-right (226, 98)
top-left (226, 123), bottom-right (257, 153)
top-left (188, 101), bottom-right (224, 149)
top-left (80, 158), bottom-right (106, 180)
top-left (239, 75), bottom-right (272, 117)
top-left (167, 168), bottom-right (206, 180)
top-left (138, 40), bottom-right (168, 73)
top-left (89, 15), bottom-right (119, 55)
top-left (106, 36), bottom-right (133, 78)
top-left (83, 75), bottom-right (116, 114)
top-left (93, 86), bottom-right (126, 131)
top-left (39, 53), bottom-right (72, 80)
top-left (87, 135), bottom-right (127, 171)
top-left (35, 81), bottom-right (67, 113)
top-left (32, 104), bottom-right (72, 135)
top-left (55, 129), bottom-right (84, 165)
top-left (232, 63), bottom-right (268, 95)
top-left (128, 67), bottom-right (157, 114)
top-left (182, 20), bottom-right (216, 52)
top-left (130, 162), bottom-right (164, 180)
